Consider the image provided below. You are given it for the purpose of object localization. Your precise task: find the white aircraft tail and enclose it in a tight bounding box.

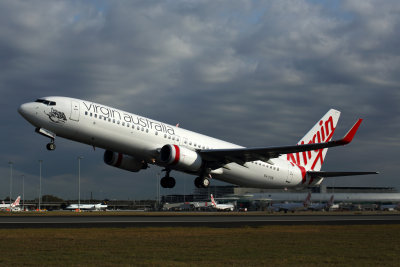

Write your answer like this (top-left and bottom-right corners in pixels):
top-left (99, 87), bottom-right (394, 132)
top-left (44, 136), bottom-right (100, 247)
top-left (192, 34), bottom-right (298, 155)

top-left (327, 195), bottom-right (335, 208)
top-left (210, 194), bottom-right (217, 207)
top-left (11, 196), bottom-right (21, 207)
top-left (282, 109), bottom-right (341, 171)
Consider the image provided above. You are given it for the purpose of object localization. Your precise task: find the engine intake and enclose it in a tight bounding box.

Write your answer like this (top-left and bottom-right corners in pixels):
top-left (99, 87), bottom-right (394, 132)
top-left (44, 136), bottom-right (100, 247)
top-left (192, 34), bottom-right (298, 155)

top-left (160, 144), bottom-right (202, 172)
top-left (104, 150), bottom-right (148, 172)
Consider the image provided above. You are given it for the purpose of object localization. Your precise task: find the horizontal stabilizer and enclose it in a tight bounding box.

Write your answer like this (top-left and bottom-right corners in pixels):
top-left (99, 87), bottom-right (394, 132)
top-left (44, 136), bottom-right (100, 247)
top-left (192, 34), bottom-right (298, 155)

top-left (307, 171), bottom-right (379, 178)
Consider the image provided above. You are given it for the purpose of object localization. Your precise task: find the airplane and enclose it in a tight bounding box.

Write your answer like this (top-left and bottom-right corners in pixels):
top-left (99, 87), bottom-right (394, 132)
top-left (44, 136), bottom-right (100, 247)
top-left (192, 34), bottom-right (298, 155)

top-left (268, 192), bottom-right (311, 213)
top-left (210, 194), bottom-right (235, 211)
top-left (18, 96), bottom-right (378, 190)
top-left (0, 196), bottom-right (21, 211)
top-left (65, 201), bottom-right (108, 211)
top-left (379, 203), bottom-right (400, 211)
top-left (308, 195), bottom-right (335, 211)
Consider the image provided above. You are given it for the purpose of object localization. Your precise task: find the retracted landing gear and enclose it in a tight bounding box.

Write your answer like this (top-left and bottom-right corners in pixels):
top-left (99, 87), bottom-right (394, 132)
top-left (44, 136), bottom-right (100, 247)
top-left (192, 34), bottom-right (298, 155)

top-left (160, 168), bottom-right (176, 188)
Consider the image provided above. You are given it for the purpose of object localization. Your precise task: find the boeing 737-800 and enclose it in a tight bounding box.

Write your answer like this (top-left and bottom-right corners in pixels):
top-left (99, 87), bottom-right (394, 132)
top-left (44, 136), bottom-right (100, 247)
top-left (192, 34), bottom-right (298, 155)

top-left (211, 194), bottom-right (235, 211)
top-left (18, 97), bottom-right (377, 189)
top-left (268, 192), bottom-right (311, 213)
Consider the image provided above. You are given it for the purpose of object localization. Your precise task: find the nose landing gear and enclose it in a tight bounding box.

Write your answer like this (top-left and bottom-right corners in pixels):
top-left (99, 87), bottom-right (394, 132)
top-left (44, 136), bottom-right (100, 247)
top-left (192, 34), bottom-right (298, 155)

top-left (46, 141), bottom-right (56, 151)
top-left (35, 128), bottom-right (57, 151)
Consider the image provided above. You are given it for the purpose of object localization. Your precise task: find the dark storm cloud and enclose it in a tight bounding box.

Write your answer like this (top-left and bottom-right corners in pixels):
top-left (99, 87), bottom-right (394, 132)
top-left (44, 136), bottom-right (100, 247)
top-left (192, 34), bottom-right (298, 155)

top-left (1, 0), bottom-right (399, 199)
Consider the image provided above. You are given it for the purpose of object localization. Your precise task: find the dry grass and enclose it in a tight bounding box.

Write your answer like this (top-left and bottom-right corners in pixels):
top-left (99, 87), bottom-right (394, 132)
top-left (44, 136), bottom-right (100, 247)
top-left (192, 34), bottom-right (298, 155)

top-left (0, 225), bottom-right (399, 266)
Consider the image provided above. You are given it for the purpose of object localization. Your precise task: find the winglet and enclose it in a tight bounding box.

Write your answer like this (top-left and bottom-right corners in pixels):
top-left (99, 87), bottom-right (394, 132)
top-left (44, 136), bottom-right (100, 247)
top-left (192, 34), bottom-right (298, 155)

top-left (338, 119), bottom-right (363, 145)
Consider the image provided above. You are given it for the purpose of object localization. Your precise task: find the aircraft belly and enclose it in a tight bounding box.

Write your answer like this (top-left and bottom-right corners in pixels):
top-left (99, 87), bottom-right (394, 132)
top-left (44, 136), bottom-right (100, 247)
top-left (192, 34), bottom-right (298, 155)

top-left (215, 162), bottom-right (291, 189)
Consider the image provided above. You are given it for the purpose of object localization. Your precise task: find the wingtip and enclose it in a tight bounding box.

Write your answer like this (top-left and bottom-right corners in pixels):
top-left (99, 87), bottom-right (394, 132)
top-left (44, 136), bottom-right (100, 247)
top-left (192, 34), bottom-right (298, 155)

top-left (340, 118), bottom-right (363, 145)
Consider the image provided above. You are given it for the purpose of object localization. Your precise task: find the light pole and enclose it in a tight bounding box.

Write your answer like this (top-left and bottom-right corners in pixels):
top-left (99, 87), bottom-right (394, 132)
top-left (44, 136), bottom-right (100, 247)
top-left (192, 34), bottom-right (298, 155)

top-left (78, 156), bottom-right (83, 211)
top-left (8, 161), bottom-right (13, 206)
top-left (39, 160), bottom-right (42, 210)
top-left (22, 175), bottom-right (25, 211)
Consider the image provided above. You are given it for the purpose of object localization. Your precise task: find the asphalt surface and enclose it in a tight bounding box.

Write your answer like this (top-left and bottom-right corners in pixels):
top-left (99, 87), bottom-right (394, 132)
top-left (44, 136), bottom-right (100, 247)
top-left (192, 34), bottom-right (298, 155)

top-left (1, 214), bottom-right (400, 228)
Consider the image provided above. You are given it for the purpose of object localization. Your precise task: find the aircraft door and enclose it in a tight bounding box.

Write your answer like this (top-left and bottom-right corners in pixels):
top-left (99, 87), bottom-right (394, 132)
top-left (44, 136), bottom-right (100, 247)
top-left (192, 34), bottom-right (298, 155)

top-left (70, 101), bottom-right (80, 121)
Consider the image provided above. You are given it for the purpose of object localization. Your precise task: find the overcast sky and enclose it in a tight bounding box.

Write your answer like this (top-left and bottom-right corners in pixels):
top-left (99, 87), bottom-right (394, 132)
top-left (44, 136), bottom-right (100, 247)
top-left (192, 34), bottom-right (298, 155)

top-left (1, 0), bottom-right (399, 200)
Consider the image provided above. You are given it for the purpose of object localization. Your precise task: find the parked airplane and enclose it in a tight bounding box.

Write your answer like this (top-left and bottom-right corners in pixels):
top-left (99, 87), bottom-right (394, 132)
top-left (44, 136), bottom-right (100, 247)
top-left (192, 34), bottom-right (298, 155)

top-left (65, 201), bottom-right (107, 211)
top-left (18, 97), bottom-right (377, 189)
top-left (210, 194), bottom-right (235, 211)
top-left (268, 192), bottom-right (311, 213)
top-left (308, 195), bottom-right (335, 211)
top-left (0, 196), bottom-right (21, 211)
top-left (379, 203), bottom-right (400, 211)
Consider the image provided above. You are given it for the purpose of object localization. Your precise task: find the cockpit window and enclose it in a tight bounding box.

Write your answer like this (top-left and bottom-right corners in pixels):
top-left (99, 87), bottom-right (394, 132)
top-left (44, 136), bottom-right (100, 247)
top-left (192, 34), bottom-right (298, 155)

top-left (35, 99), bottom-right (56, 106)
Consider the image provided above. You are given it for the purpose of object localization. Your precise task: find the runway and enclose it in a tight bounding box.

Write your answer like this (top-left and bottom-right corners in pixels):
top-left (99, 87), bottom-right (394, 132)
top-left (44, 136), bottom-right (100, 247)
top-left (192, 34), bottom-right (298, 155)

top-left (1, 213), bottom-right (400, 228)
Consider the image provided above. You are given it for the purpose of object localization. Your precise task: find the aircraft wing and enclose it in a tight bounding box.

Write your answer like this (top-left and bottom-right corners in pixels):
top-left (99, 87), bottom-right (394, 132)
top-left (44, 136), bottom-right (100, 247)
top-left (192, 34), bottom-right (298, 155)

top-left (307, 171), bottom-right (379, 177)
top-left (199, 119), bottom-right (363, 166)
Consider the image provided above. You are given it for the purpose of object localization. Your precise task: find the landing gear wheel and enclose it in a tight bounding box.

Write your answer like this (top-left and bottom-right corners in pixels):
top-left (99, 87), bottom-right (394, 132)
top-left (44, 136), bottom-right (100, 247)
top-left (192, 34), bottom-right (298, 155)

top-left (46, 142), bottom-right (56, 151)
top-left (160, 177), bottom-right (176, 188)
top-left (167, 177), bottom-right (176, 188)
top-left (202, 178), bottom-right (210, 188)
top-left (160, 177), bottom-right (169, 188)
top-left (194, 177), bottom-right (210, 188)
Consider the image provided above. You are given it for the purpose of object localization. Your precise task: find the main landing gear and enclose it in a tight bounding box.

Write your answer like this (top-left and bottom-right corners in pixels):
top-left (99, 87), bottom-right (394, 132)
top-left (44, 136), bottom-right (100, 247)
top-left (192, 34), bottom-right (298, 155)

top-left (160, 169), bottom-right (211, 189)
top-left (194, 176), bottom-right (210, 188)
top-left (160, 169), bottom-right (176, 188)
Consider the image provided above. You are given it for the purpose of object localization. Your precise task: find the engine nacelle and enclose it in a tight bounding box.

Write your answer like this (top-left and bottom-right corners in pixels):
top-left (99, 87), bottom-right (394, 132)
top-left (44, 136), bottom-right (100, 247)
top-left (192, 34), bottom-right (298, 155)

top-left (160, 144), bottom-right (202, 172)
top-left (104, 150), bottom-right (148, 172)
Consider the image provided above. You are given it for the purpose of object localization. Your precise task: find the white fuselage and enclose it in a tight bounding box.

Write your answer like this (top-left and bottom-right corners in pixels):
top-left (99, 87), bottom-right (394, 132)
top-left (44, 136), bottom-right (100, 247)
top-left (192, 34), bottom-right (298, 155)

top-left (65, 203), bottom-right (107, 211)
top-left (18, 96), bottom-right (307, 189)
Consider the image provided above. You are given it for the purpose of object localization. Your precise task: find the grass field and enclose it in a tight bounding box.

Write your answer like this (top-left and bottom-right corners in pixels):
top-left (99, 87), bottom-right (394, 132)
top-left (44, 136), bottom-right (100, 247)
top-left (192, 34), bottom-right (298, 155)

top-left (0, 225), bottom-right (399, 266)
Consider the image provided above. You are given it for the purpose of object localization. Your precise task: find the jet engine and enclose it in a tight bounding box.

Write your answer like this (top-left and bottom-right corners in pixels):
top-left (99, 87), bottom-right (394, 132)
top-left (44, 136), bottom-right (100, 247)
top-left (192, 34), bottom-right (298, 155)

top-left (160, 144), bottom-right (202, 172)
top-left (104, 150), bottom-right (148, 172)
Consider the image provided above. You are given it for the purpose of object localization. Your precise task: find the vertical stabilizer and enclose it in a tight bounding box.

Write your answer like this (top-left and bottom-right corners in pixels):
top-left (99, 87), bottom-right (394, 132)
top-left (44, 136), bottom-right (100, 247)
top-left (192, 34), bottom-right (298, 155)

top-left (210, 194), bottom-right (217, 207)
top-left (282, 109), bottom-right (341, 171)
top-left (12, 196), bottom-right (21, 207)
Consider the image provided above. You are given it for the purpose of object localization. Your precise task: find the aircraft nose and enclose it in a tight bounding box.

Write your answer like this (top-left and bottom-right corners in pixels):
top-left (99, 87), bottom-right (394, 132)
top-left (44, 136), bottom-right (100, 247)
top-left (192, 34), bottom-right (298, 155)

top-left (18, 103), bottom-right (34, 119)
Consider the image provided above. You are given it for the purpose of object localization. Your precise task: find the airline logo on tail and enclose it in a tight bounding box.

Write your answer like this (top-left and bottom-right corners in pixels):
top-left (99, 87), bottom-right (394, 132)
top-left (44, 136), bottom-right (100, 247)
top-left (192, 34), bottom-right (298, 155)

top-left (11, 196), bottom-right (21, 207)
top-left (211, 194), bottom-right (217, 207)
top-left (286, 109), bottom-right (340, 172)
